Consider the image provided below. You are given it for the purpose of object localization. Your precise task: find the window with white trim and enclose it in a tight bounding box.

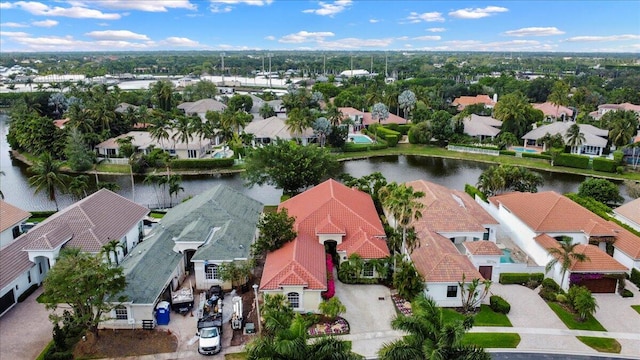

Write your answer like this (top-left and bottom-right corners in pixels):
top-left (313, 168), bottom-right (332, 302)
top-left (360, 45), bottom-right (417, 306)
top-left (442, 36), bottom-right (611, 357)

top-left (447, 285), bottom-right (457, 298)
top-left (115, 306), bottom-right (128, 320)
top-left (362, 262), bottom-right (374, 277)
top-left (286, 292), bottom-right (300, 309)
top-left (188, 149), bottom-right (197, 158)
top-left (205, 264), bottom-right (219, 280)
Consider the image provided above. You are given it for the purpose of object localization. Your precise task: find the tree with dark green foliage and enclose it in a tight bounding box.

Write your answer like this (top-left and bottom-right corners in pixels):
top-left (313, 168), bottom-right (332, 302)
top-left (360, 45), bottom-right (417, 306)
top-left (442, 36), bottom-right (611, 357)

top-left (65, 128), bottom-right (95, 171)
top-left (605, 110), bottom-right (639, 148)
top-left (392, 256), bottom-right (424, 301)
top-left (243, 140), bottom-right (340, 196)
top-left (227, 94), bottom-right (253, 113)
top-left (151, 79), bottom-right (175, 112)
top-left (182, 80), bottom-right (217, 101)
top-left (253, 208), bottom-right (297, 256)
top-left (28, 152), bottom-right (71, 211)
top-left (40, 248), bottom-right (127, 337)
top-left (545, 237), bottom-right (590, 289)
top-left (578, 178), bottom-right (624, 206)
top-left (476, 164), bottom-right (544, 197)
top-left (493, 91), bottom-right (535, 139)
top-left (378, 295), bottom-right (489, 360)
top-left (258, 102), bottom-right (275, 119)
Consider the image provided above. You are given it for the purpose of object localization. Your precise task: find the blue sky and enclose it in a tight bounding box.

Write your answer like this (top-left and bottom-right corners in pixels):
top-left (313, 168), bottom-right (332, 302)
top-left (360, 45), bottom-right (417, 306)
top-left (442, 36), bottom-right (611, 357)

top-left (0, 0), bottom-right (639, 53)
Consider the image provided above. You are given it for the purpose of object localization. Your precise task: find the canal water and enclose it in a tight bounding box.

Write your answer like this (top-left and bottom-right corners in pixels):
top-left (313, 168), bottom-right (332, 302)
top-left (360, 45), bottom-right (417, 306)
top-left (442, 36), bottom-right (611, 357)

top-left (0, 114), bottom-right (625, 211)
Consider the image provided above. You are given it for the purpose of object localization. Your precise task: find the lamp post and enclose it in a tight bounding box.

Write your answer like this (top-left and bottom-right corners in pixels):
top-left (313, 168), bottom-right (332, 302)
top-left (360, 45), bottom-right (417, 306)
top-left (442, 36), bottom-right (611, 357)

top-left (252, 284), bottom-right (261, 334)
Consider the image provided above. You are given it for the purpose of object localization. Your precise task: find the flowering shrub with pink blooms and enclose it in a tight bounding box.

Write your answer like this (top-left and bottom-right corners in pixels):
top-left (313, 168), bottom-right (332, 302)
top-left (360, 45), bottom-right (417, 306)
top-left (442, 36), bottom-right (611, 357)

top-left (391, 294), bottom-right (413, 316)
top-left (322, 254), bottom-right (335, 299)
top-left (307, 317), bottom-right (349, 337)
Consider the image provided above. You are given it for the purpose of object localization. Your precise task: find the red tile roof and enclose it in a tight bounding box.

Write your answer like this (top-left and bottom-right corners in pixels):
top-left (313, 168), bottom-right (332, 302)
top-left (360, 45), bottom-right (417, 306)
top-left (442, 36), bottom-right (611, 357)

top-left (410, 230), bottom-right (482, 282)
top-left (615, 198), bottom-right (640, 226)
top-left (260, 179), bottom-right (388, 291)
top-left (464, 240), bottom-right (503, 256)
top-left (452, 95), bottom-right (496, 110)
top-left (532, 102), bottom-right (574, 117)
top-left (0, 200), bottom-right (30, 234)
top-left (338, 107), bottom-right (408, 126)
top-left (534, 235), bottom-right (627, 273)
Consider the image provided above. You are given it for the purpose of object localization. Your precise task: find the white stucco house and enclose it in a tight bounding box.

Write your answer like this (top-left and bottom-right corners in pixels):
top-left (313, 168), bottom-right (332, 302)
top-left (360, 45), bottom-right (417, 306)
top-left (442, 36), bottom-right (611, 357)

top-left (0, 200), bottom-right (30, 248)
top-left (614, 198), bottom-right (640, 233)
top-left (486, 191), bottom-right (636, 292)
top-left (95, 130), bottom-right (212, 159)
top-left (522, 122), bottom-right (609, 156)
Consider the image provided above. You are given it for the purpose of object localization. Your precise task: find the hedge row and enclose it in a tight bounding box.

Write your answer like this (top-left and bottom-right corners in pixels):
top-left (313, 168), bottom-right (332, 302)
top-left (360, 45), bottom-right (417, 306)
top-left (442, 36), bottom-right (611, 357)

top-left (169, 158), bottom-right (234, 169)
top-left (384, 123), bottom-right (412, 135)
top-left (343, 141), bottom-right (388, 152)
top-left (464, 184), bottom-right (487, 203)
top-left (499, 272), bottom-right (544, 285)
top-left (631, 268), bottom-right (640, 289)
top-left (522, 152), bottom-right (551, 160)
top-left (554, 153), bottom-right (590, 169)
top-left (500, 150), bottom-right (516, 156)
top-left (374, 127), bottom-right (401, 147)
top-left (489, 295), bottom-right (511, 314)
top-left (592, 157), bottom-right (618, 173)
top-left (449, 143), bottom-right (499, 151)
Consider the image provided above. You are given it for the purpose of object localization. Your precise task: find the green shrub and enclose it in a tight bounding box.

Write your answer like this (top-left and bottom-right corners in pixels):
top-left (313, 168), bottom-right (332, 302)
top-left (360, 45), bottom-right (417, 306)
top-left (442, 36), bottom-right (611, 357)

top-left (616, 166), bottom-right (625, 174)
top-left (556, 294), bottom-right (568, 303)
top-left (17, 284), bottom-right (38, 302)
top-left (170, 158), bottom-right (234, 169)
top-left (342, 142), bottom-right (388, 152)
top-left (555, 154), bottom-right (590, 169)
top-left (522, 152), bottom-right (551, 160)
top-left (592, 158), bottom-right (617, 173)
top-left (621, 289), bottom-right (634, 298)
top-left (464, 184), bottom-right (487, 202)
top-left (385, 134), bottom-right (399, 147)
top-left (489, 295), bottom-right (511, 314)
top-left (567, 285), bottom-right (590, 306)
top-left (44, 351), bottom-right (74, 360)
top-left (500, 150), bottom-right (516, 156)
top-left (539, 287), bottom-right (558, 301)
top-left (542, 278), bottom-right (561, 292)
top-left (397, 124), bottom-right (412, 135)
top-left (499, 273), bottom-right (544, 285)
top-left (631, 268), bottom-right (640, 288)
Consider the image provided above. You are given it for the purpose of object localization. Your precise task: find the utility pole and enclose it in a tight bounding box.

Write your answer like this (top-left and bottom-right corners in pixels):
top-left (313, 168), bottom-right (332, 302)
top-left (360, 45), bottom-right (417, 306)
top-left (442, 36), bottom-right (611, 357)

top-left (268, 52), bottom-right (272, 88)
top-left (385, 52), bottom-right (388, 78)
top-left (350, 54), bottom-right (353, 77)
top-left (370, 56), bottom-right (373, 75)
top-left (323, 54), bottom-right (326, 75)
top-left (221, 52), bottom-right (225, 86)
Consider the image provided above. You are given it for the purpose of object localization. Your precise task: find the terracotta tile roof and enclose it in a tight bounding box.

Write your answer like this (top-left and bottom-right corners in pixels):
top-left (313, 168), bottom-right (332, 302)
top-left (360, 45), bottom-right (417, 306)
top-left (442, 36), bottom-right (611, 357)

top-left (583, 219), bottom-right (616, 237)
top-left (464, 240), bottom-right (502, 256)
top-left (607, 221), bottom-right (640, 259)
top-left (406, 180), bottom-right (498, 234)
top-left (15, 189), bottom-right (148, 254)
top-left (338, 107), bottom-right (407, 126)
top-left (452, 95), bottom-right (496, 110)
top-left (532, 102), bottom-right (574, 117)
top-left (535, 235), bottom-right (627, 273)
top-left (490, 191), bottom-right (611, 233)
top-left (410, 230), bottom-right (483, 282)
top-left (260, 179), bottom-right (388, 290)
top-left (0, 238), bottom-right (33, 290)
top-left (53, 119), bottom-right (69, 129)
top-left (0, 200), bottom-right (30, 234)
top-left (614, 198), bottom-right (640, 226)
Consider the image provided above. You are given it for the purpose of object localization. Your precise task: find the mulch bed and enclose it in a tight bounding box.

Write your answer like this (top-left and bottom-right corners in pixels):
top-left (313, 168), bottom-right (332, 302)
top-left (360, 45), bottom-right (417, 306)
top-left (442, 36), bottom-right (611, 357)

top-left (73, 329), bottom-right (177, 358)
top-left (307, 316), bottom-right (350, 337)
top-left (391, 294), bottom-right (413, 316)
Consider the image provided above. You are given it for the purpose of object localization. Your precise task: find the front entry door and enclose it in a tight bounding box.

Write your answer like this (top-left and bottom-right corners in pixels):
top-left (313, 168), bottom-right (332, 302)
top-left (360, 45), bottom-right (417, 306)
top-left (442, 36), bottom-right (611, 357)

top-left (479, 266), bottom-right (492, 280)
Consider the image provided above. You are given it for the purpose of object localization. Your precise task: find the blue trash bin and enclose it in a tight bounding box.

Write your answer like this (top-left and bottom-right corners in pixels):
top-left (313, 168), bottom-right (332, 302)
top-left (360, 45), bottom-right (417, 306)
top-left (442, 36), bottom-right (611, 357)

top-left (156, 301), bottom-right (170, 325)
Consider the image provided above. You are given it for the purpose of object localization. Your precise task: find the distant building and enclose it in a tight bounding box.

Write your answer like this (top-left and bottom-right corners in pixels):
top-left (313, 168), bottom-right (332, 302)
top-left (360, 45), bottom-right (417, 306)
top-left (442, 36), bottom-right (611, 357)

top-left (522, 122), bottom-right (608, 156)
top-left (532, 102), bottom-right (574, 122)
top-left (589, 103), bottom-right (640, 121)
top-left (452, 95), bottom-right (496, 111)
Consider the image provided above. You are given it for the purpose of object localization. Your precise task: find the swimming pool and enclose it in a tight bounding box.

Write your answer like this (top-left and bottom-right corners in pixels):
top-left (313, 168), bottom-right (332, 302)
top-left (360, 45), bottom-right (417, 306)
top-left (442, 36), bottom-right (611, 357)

top-left (500, 249), bottom-right (515, 263)
top-left (511, 147), bottom-right (537, 153)
top-left (212, 150), bottom-right (234, 159)
top-left (348, 134), bottom-right (374, 144)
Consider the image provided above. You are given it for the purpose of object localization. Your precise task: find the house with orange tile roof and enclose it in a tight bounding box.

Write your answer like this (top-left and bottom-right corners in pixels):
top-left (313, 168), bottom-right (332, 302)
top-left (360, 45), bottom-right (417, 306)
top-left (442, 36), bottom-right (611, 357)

top-left (260, 179), bottom-right (389, 312)
top-left (451, 95), bottom-right (496, 111)
top-left (487, 191), bottom-right (637, 292)
top-left (339, 107), bottom-right (407, 129)
top-left (614, 198), bottom-right (640, 233)
top-left (532, 102), bottom-right (574, 122)
top-left (0, 200), bottom-right (30, 248)
top-left (399, 180), bottom-right (500, 307)
top-left (0, 190), bottom-right (148, 317)
top-left (588, 102), bottom-right (640, 121)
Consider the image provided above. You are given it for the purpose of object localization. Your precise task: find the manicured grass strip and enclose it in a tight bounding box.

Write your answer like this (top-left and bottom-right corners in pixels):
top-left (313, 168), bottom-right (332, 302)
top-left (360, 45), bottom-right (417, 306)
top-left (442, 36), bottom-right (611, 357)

top-left (473, 305), bottom-right (513, 327)
top-left (441, 308), bottom-right (465, 323)
top-left (547, 302), bottom-right (606, 331)
top-left (95, 163), bottom-right (130, 173)
top-left (463, 333), bottom-right (521, 348)
top-left (149, 211), bottom-right (166, 219)
top-left (576, 336), bottom-right (621, 353)
top-left (632, 305), bottom-right (640, 315)
top-left (35, 341), bottom-right (54, 360)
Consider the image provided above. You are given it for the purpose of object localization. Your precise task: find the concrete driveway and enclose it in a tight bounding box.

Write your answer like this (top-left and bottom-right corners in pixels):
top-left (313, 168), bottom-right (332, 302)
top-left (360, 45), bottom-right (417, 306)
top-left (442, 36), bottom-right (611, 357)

top-left (334, 277), bottom-right (403, 358)
top-left (592, 283), bottom-right (640, 357)
top-left (0, 287), bottom-right (53, 360)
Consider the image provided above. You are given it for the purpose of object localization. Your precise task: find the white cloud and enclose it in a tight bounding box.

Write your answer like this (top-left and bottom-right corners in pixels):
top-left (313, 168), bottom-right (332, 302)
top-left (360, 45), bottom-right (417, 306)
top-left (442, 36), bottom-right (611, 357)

top-left (82, 0), bottom-right (197, 12)
top-left (11, 1), bottom-right (121, 19)
top-left (264, 35), bottom-right (275, 41)
top-left (406, 12), bottom-right (444, 23)
top-left (448, 6), bottom-right (508, 19)
top-left (369, 18), bottom-right (379, 23)
top-left (0, 31), bottom-right (30, 37)
top-left (504, 27), bottom-right (564, 37)
top-left (316, 37), bottom-right (394, 49)
top-left (85, 30), bottom-right (150, 41)
top-left (303, 0), bottom-right (352, 16)
top-left (161, 36), bottom-right (201, 47)
top-left (566, 34), bottom-right (640, 42)
top-left (421, 39), bottom-right (554, 52)
top-left (279, 30), bottom-right (335, 43)
top-left (427, 27), bottom-right (445, 32)
top-left (1, 22), bottom-right (28, 27)
top-left (32, 19), bottom-right (58, 27)
top-left (210, 5), bottom-right (232, 13)
top-left (413, 35), bottom-right (441, 41)
top-left (0, 2), bottom-right (14, 9)
top-left (217, 44), bottom-right (254, 50)
top-left (210, 0), bottom-right (273, 5)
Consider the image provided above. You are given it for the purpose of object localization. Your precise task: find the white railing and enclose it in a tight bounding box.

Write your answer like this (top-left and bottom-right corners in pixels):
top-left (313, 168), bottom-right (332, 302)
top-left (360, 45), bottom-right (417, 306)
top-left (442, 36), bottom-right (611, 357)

top-left (447, 145), bottom-right (500, 156)
top-left (97, 157), bottom-right (130, 165)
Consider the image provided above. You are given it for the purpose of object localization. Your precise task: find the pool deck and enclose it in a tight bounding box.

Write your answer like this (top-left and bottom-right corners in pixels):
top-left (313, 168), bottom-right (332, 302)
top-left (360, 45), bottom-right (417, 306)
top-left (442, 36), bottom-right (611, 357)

top-left (510, 146), bottom-right (543, 153)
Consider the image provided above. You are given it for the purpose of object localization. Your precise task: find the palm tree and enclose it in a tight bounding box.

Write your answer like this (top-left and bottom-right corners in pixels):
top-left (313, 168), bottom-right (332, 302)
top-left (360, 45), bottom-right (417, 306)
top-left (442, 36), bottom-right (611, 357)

top-left (28, 153), bottom-right (71, 211)
top-left (378, 295), bottom-right (489, 360)
top-left (172, 115), bottom-right (194, 157)
top-left (565, 123), bottom-right (585, 154)
top-left (143, 173), bottom-right (162, 206)
top-left (325, 105), bottom-right (344, 127)
top-left (547, 80), bottom-right (570, 121)
top-left (168, 174), bottom-right (184, 207)
top-left (286, 108), bottom-right (313, 142)
top-left (100, 239), bottom-right (125, 266)
top-left (151, 80), bottom-right (175, 112)
top-left (67, 174), bottom-right (90, 200)
top-left (371, 102), bottom-right (390, 124)
top-left (398, 89), bottom-right (416, 122)
top-left (493, 91), bottom-right (531, 139)
top-left (148, 115), bottom-right (171, 150)
top-left (607, 110), bottom-right (639, 148)
top-left (379, 182), bottom-right (425, 254)
top-left (545, 237), bottom-right (590, 289)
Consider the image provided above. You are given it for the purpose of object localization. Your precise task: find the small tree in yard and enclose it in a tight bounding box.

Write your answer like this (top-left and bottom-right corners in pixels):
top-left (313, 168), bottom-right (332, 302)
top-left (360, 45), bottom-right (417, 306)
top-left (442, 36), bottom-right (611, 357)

top-left (219, 260), bottom-right (254, 292)
top-left (392, 257), bottom-right (424, 301)
top-left (569, 286), bottom-right (598, 322)
top-left (319, 297), bottom-right (346, 320)
top-left (459, 274), bottom-right (492, 314)
top-left (41, 248), bottom-right (127, 337)
top-left (253, 208), bottom-right (297, 256)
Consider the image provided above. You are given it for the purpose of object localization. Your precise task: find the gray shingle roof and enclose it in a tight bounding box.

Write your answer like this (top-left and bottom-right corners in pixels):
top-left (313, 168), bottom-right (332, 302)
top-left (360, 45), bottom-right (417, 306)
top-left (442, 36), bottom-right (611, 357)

top-left (522, 122), bottom-right (608, 148)
top-left (119, 185), bottom-right (263, 305)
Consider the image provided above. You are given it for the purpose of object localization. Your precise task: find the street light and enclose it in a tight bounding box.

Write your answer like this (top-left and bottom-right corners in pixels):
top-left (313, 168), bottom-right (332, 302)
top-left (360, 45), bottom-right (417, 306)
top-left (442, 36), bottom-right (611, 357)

top-left (252, 284), bottom-right (261, 334)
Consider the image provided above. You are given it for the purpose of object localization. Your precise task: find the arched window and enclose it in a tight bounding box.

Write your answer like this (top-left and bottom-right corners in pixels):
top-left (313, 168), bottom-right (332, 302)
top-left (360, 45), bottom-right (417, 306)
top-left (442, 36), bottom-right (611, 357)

top-left (205, 264), bottom-right (219, 280)
top-left (286, 292), bottom-right (300, 309)
top-left (115, 305), bottom-right (128, 320)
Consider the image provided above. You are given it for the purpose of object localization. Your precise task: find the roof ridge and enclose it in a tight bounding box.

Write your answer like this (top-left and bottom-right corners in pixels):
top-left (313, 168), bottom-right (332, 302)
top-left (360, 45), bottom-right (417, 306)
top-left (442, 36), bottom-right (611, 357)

top-left (536, 193), bottom-right (562, 230)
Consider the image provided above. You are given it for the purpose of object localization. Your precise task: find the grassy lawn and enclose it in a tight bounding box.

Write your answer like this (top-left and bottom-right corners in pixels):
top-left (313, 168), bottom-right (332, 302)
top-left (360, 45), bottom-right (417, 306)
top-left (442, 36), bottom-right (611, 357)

top-left (263, 205), bottom-right (278, 213)
top-left (225, 353), bottom-right (248, 360)
top-left (463, 333), bottom-right (521, 348)
top-left (473, 305), bottom-right (512, 327)
top-left (95, 163), bottom-right (130, 173)
top-left (576, 336), bottom-right (622, 353)
top-left (35, 341), bottom-right (54, 360)
top-left (547, 302), bottom-right (606, 331)
top-left (632, 305), bottom-right (640, 315)
top-left (441, 305), bottom-right (512, 327)
top-left (149, 211), bottom-right (166, 219)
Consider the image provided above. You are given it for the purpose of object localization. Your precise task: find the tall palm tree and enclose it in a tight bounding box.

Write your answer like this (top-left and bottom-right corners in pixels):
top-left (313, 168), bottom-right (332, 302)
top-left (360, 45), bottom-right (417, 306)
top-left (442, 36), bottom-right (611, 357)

top-left (286, 108), bottom-right (312, 142)
top-left (67, 174), bottom-right (90, 200)
top-left (325, 105), bottom-right (344, 127)
top-left (378, 295), bottom-right (489, 360)
top-left (28, 153), bottom-right (71, 211)
top-left (607, 110), bottom-right (639, 148)
top-left (565, 123), bottom-right (585, 154)
top-left (168, 174), bottom-right (184, 207)
top-left (547, 80), bottom-right (570, 121)
top-left (143, 173), bottom-right (162, 207)
top-left (172, 115), bottom-right (194, 157)
top-left (545, 237), bottom-right (590, 289)
top-left (398, 89), bottom-right (416, 122)
top-left (371, 102), bottom-right (390, 124)
top-left (148, 115), bottom-right (171, 150)
top-left (151, 80), bottom-right (175, 112)
top-left (100, 239), bottom-right (125, 266)
top-left (493, 91), bottom-right (531, 139)
top-left (379, 182), bottom-right (425, 254)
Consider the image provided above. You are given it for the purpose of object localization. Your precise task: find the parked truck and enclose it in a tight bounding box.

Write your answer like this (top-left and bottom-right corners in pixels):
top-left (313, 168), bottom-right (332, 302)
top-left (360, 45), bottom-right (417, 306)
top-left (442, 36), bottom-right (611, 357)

top-left (196, 289), bottom-right (223, 355)
top-left (170, 279), bottom-right (194, 314)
